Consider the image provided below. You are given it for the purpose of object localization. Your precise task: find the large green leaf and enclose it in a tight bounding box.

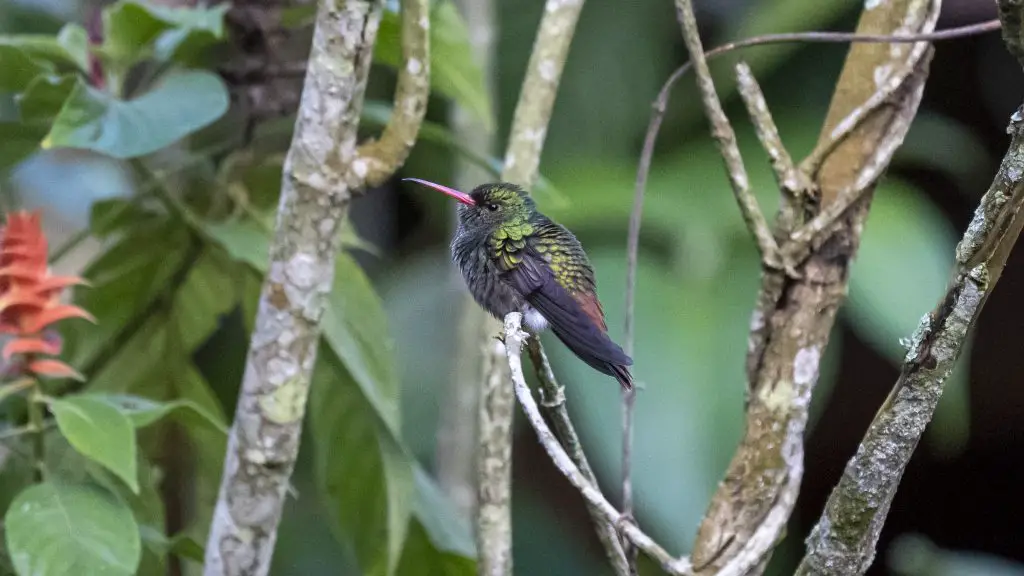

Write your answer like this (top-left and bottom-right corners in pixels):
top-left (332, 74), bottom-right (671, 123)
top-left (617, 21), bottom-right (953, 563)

top-left (93, 393), bottom-right (228, 433)
top-left (17, 74), bottom-right (77, 121)
top-left (847, 178), bottom-right (969, 455)
top-left (5, 482), bottom-right (141, 576)
top-left (50, 395), bottom-right (140, 494)
top-left (0, 120), bottom-right (47, 171)
top-left (0, 24), bottom-right (91, 72)
top-left (0, 45), bottom-right (53, 92)
top-left (311, 348), bottom-right (413, 576)
top-left (395, 520), bottom-right (474, 576)
top-left (100, 0), bottom-right (228, 72)
top-left (375, 0), bottom-right (493, 130)
top-left (42, 70), bottom-right (229, 159)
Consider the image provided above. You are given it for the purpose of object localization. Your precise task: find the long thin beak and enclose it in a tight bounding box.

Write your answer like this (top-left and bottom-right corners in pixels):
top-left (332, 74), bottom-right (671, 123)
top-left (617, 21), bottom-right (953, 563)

top-left (403, 178), bottom-right (476, 205)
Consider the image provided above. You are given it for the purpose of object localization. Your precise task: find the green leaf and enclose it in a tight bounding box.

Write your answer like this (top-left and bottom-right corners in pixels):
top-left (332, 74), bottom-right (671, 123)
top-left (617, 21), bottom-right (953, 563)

top-left (847, 178), bottom-right (969, 455)
top-left (395, 520), bottom-right (475, 576)
top-left (100, 0), bottom-right (227, 71)
top-left (0, 121), bottom-right (47, 171)
top-left (0, 45), bottom-right (53, 92)
top-left (408, 466), bottom-right (474, 559)
top-left (311, 348), bottom-right (413, 576)
top-left (43, 69), bottom-right (229, 159)
top-left (92, 393), bottom-right (228, 433)
top-left (17, 74), bottom-right (77, 121)
top-left (50, 395), bottom-right (140, 494)
top-left (5, 482), bottom-right (142, 576)
top-left (888, 533), bottom-right (1024, 576)
top-left (0, 24), bottom-right (91, 71)
top-left (140, 527), bottom-right (205, 565)
top-left (205, 218), bottom-right (272, 270)
top-left (375, 0), bottom-right (493, 130)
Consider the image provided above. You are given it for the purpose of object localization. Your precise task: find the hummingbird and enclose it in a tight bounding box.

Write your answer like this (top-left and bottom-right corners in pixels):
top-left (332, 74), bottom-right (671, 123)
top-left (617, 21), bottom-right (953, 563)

top-left (405, 178), bottom-right (634, 390)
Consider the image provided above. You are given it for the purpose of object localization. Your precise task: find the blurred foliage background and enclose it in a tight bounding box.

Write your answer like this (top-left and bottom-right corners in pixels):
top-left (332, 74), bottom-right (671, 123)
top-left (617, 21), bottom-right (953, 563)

top-left (1, 0), bottom-right (1023, 574)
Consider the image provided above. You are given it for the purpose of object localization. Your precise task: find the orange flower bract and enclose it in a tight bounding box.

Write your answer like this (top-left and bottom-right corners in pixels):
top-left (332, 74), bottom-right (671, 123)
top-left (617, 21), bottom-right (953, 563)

top-left (0, 211), bottom-right (92, 380)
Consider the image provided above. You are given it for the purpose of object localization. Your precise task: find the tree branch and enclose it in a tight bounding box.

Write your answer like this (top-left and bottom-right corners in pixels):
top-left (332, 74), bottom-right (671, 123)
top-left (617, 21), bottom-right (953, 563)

top-left (683, 1), bottom-right (940, 574)
top-left (436, 0), bottom-right (498, 521)
top-left (503, 314), bottom-right (690, 576)
top-left (796, 3), bottom-right (1024, 572)
top-left (525, 339), bottom-right (631, 576)
top-left (475, 0), bottom-right (588, 574)
top-left (674, 0), bottom-right (779, 263)
top-left (203, 0), bottom-right (429, 574)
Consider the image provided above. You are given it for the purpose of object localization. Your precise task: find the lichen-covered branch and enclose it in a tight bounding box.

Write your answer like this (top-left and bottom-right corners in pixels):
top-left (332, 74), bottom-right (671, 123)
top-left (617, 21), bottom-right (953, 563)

top-left (355, 0), bottom-right (431, 187)
top-left (796, 3), bottom-right (1024, 572)
top-left (475, 0), bottom-right (586, 573)
top-left (674, 0), bottom-right (778, 261)
top-left (687, 1), bottom-right (940, 574)
top-left (525, 340), bottom-right (631, 576)
top-left (796, 104), bottom-right (1024, 576)
top-left (436, 0), bottom-right (498, 521)
top-left (203, 0), bottom-right (429, 574)
top-left (503, 314), bottom-right (691, 576)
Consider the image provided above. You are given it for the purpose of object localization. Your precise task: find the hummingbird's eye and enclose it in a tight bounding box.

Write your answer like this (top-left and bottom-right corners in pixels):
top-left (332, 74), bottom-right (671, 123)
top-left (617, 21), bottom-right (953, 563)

top-left (486, 203), bottom-right (499, 212)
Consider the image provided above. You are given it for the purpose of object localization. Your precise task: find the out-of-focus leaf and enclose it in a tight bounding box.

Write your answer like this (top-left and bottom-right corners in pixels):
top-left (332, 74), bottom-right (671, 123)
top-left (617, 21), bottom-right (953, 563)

top-left (846, 178), bottom-right (969, 455)
top-left (90, 453), bottom-right (167, 575)
top-left (361, 102), bottom-right (564, 205)
top-left (0, 24), bottom-right (91, 71)
top-left (100, 0), bottom-right (228, 71)
top-left (93, 393), bottom-right (228, 433)
top-left (311, 348), bottom-right (413, 576)
top-left (43, 70), bottom-right (229, 159)
top-left (896, 111), bottom-right (992, 194)
top-left (395, 520), bottom-right (475, 576)
top-left (140, 526), bottom-right (205, 565)
top-left (375, 0), bottom-right (493, 130)
top-left (62, 219), bottom-right (191, 369)
top-left (5, 482), bottom-right (141, 576)
top-left (889, 533), bottom-right (1024, 576)
top-left (17, 74), bottom-right (77, 121)
top-left (409, 467), bottom-right (474, 559)
top-left (0, 45), bottom-right (53, 91)
top-left (50, 395), bottom-right (140, 494)
top-left (0, 121), bottom-right (47, 171)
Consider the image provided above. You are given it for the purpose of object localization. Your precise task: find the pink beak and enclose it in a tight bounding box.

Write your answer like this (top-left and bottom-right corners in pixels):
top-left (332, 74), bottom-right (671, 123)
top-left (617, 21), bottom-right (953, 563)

top-left (403, 178), bottom-right (476, 205)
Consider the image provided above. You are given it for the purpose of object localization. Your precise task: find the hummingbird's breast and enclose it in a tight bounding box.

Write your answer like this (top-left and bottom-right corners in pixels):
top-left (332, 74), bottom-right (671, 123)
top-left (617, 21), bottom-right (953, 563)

top-left (451, 228), bottom-right (524, 319)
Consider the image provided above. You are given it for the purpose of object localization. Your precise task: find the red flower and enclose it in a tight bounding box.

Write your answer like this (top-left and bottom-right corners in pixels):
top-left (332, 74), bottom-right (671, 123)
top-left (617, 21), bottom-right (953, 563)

top-left (0, 212), bottom-right (93, 380)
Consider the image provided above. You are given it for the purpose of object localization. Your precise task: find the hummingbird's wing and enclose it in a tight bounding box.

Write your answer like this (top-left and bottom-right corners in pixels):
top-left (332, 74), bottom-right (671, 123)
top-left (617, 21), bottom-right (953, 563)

top-left (500, 243), bottom-right (632, 371)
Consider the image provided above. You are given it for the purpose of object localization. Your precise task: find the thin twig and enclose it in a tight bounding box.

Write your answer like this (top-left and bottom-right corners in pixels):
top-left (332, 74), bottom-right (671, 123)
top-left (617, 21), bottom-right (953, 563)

top-left (435, 0), bottom-right (498, 521)
top-left (503, 313), bottom-right (691, 576)
top-left (525, 339), bottom-right (630, 576)
top-left (674, 0), bottom-right (778, 262)
top-left (476, 0), bottom-right (589, 573)
top-left (354, 0), bottom-right (430, 188)
top-left (203, 0), bottom-right (430, 573)
top-left (797, 103), bottom-right (1024, 576)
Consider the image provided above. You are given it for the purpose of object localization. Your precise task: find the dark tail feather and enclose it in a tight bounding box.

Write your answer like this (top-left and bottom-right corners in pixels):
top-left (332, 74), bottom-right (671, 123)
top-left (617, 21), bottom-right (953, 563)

top-left (610, 363), bottom-right (634, 391)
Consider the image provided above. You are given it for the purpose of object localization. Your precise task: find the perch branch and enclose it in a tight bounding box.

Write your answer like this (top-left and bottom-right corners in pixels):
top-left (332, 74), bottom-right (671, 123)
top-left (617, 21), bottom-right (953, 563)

top-left (797, 3), bottom-right (1024, 571)
top-left (475, 0), bottom-right (593, 574)
top-left (203, 0), bottom-right (430, 574)
top-left (525, 340), bottom-right (631, 576)
top-left (503, 314), bottom-right (690, 576)
top-left (683, 0), bottom-right (940, 574)
top-left (674, 0), bottom-right (779, 263)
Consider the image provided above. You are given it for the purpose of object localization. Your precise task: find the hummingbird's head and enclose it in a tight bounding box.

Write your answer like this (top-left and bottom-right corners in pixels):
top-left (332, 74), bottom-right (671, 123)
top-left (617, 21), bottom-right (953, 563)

top-left (404, 179), bottom-right (536, 234)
